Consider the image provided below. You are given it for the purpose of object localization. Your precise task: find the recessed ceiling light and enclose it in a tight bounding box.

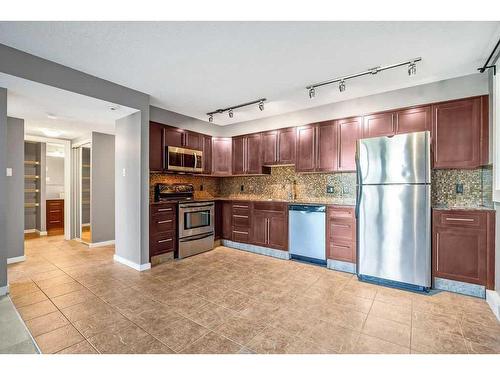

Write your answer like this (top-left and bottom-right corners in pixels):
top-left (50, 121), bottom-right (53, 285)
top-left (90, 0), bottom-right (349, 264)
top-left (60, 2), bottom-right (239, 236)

top-left (46, 113), bottom-right (58, 120)
top-left (41, 128), bottom-right (63, 138)
top-left (109, 105), bottom-right (121, 111)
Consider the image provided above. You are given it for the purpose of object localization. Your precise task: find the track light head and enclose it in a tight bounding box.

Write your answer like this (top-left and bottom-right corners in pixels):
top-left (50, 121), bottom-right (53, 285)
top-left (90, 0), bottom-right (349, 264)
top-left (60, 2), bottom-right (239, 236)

top-left (408, 62), bottom-right (417, 76)
top-left (228, 109), bottom-right (234, 118)
top-left (308, 87), bottom-right (316, 99)
top-left (339, 80), bottom-right (346, 93)
top-left (208, 114), bottom-right (213, 123)
top-left (259, 101), bottom-right (264, 111)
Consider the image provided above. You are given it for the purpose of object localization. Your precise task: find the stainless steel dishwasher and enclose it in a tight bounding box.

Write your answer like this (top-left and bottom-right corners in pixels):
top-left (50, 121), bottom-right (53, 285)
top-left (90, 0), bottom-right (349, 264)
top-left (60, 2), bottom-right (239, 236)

top-left (289, 204), bottom-right (326, 264)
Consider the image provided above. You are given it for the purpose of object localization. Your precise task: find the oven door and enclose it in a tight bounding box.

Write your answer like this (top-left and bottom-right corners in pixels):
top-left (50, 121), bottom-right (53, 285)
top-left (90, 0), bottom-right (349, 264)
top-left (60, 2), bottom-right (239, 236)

top-left (179, 202), bottom-right (214, 238)
top-left (167, 146), bottom-right (203, 173)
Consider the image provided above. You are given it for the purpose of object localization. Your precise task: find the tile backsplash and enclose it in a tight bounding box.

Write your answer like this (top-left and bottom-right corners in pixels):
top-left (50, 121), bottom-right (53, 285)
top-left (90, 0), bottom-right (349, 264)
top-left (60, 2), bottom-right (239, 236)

top-left (150, 165), bottom-right (492, 208)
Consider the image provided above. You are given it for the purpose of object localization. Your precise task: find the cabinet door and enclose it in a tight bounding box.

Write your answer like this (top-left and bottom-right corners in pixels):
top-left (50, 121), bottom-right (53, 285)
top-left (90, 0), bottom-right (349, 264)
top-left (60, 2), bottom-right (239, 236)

top-left (433, 226), bottom-right (486, 285)
top-left (363, 112), bottom-right (395, 138)
top-left (246, 133), bottom-right (262, 174)
top-left (296, 125), bottom-right (316, 172)
top-left (277, 127), bottom-right (296, 164)
top-left (261, 131), bottom-right (278, 165)
top-left (184, 131), bottom-right (202, 150)
top-left (251, 210), bottom-right (268, 247)
top-left (214, 200), bottom-right (222, 240)
top-left (164, 126), bottom-right (184, 148)
top-left (212, 138), bottom-right (232, 175)
top-left (222, 201), bottom-right (233, 240)
top-left (336, 117), bottom-right (362, 172)
top-left (202, 135), bottom-right (212, 174)
top-left (432, 97), bottom-right (482, 169)
top-left (232, 136), bottom-right (245, 175)
top-left (316, 121), bottom-right (336, 172)
top-left (267, 213), bottom-right (287, 250)
top-left (395, 106), bottom-right (431, 134)
top-left (149, 122), bottom-right (164, 171)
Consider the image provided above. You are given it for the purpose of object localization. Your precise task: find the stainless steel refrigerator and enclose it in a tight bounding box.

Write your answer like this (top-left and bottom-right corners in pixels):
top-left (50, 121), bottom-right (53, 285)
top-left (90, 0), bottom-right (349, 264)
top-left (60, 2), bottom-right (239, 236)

top-left (355, 131), bottom-right (431, 291)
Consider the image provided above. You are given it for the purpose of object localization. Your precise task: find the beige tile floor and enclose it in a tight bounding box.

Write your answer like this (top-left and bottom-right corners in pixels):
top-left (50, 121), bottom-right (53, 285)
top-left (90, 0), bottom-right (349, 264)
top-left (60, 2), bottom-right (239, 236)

top-left (6, 235), bottom-right (500, 354)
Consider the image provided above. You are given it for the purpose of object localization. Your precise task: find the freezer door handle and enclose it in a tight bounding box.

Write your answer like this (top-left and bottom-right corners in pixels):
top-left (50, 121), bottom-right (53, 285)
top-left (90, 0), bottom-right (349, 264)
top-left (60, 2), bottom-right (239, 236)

top-left (355, 145), bottom-right (363, 219)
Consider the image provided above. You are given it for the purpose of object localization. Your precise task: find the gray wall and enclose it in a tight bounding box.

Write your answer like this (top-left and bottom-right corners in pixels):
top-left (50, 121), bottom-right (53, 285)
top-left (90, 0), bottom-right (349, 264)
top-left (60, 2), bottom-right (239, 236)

top-left (46, 156), bottom-right (65, 199)
top-left (6, 117), bottom-right (24, 260)
top-left (115, 112), bottom-right (143, 265)
top-left (91, 132), bottom-right (115, 244)
top-left (0, 43), bottom-right (151, 269)
top-left (150, 106), bottom-right (223, 137)
top-left (0, 87), bottom-right (8, 290)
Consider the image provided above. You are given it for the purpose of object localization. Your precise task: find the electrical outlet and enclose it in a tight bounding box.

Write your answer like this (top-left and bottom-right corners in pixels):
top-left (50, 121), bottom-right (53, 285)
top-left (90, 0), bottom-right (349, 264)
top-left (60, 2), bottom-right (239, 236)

top-left (456, 183), bottom-right (464, 194)
top-left (326, 185), bottom-right (334, 194)
top-left (240, 184), bottom-right (244, 192)
top-left (342, 186), bottom-right (349, 194)
top-left (200, 184), bottom-right (204, 191)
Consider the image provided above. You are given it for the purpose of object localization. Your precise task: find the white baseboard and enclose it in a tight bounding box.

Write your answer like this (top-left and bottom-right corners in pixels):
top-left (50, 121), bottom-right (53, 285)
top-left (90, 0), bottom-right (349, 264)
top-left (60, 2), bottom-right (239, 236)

top-left (113, 254), bottom-right (151, 271)
top-left (0, 284), bottom-right (9, 296)
top-left (7, 255), bottom-right (26, 264)
top-left (486, 290), bottom-right (500, 322)
top-left (82, 223), bottom-right (90, 227)
top-left (24, 229), bottom-right (47, 236)
top-left (37, 230), bottom-right (48, 236)
top-left (88, 240), bottom-right (115, 248)
top-left (24, 229), bottom-right (36, 234)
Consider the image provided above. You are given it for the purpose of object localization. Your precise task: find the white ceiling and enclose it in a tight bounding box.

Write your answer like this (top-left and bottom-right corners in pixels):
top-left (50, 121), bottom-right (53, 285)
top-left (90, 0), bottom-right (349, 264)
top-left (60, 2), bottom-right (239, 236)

top-left (0, 73), bottom-right (137, 140)
top-left (0, 21), bottom-right (499, 126)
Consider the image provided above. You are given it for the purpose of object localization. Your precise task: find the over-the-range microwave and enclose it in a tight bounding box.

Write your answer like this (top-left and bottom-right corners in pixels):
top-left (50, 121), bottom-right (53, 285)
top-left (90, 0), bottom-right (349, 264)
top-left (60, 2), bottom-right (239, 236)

top-left (166, 146), bottom-right (203, 173)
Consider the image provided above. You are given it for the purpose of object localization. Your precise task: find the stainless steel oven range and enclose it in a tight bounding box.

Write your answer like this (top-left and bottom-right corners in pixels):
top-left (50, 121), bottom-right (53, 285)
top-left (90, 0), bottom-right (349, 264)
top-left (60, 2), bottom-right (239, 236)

top-left (178, 201), bottom-right (214, 258)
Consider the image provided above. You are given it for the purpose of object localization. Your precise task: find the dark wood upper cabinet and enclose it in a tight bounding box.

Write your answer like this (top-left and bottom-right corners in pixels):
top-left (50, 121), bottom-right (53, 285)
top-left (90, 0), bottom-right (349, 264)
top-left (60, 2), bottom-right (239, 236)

top-left (232, 136), bottom-right (245, 175)
top-left (363, 112), bottom-right (395, 138)
top-left (184, 131), bottom-right (203, 151)
top-left (432, 209), bottom-right (495, 289)
top-left (316, 121), bottom-right (336, 172)
top-left (296, 125), bottom-right (316, 172)
top-left (433, 96), bottom-right (488, 169)
top-left (202, 135), bottom-right (212, 174)
top-left (395, 105), bottom-right (431, 134)
top-left (336, 117), bottom-right (363, 172)
top-left (261, 130), bottom-right (278, 165)
top-left (163, 126), bottom-right (184, 148)
top-left (211, 137), bottom-right (232, 176)
top-left (246, 133), bottom-right (262, 174)
top-left (149, 122), bottom-right (164, 171)
top-left (277, 127), bottom-right (296, 165)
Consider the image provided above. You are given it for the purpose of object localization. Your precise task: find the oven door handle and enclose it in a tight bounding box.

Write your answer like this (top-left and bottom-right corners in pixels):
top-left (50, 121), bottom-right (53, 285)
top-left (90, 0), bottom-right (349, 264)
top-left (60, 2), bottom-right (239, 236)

top-left (179, 203), bottom-right (214, 209)
top-left (179, 232), bottom-right (214, 243)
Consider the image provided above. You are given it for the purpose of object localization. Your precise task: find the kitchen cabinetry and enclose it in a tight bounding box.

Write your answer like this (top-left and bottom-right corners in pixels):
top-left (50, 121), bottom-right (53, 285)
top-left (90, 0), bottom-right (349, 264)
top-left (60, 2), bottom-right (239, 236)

top-left (149, 122), bottom-right (164, 171)
top-left (336, 117), bottom-right (363, 172)
top-left (296, 121), bottom-right (336, 173)
top-left (363, 112), bottom-right (394, 138)
top-left (232, 201), bottom-right (251, 243)
top-left (211, 137), bottom-right (232, 176)
top-left (150, 202), bottom-right (177, 259)
top-left (202, 135), bottom-right (212, 174)
top-left (432, 96), bottom-right (489, 169)
top-left (296, 125), bottom-right (316, 172)
top-left (395, 105), bottom-right (431, 134)
top-left (432, 209), bottom-right (495, 289)
top-left (326, 206), bottom-right (356, 264)
top-left (251, 202), bottom-right (288, 251)
top-left (261, 128), bottom-right (296, 166)
top-left (163, 126), bottom-right (202, 151)
top-left (221, 201), bottom-right (233, 240)
top-left (232, 134), bottom-right (262, 175)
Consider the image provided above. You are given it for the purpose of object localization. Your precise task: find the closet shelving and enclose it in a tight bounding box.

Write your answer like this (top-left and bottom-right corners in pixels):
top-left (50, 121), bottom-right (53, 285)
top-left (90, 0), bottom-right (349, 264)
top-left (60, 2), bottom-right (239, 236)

top-left (24, 141), bottom-right (42, 231)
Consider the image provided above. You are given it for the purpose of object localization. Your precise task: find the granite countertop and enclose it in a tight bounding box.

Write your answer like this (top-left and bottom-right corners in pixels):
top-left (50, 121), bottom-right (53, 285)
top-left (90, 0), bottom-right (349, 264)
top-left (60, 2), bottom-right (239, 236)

top-left (432, 204), bottom-right (495, 211)
top-left (151, 196), bottom-right (355, 206)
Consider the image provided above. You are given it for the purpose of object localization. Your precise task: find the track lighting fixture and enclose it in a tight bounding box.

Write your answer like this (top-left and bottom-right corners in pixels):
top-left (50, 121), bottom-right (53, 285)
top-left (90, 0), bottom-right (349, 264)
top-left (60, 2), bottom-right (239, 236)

top-left (408, 62), bottom-right (417, 76)
top-left (339, 80), bottom-right (346, 92)
top-left (206, 98), bottom-right (266, 123)
top-left (306, 57), bottom-right (421, 98)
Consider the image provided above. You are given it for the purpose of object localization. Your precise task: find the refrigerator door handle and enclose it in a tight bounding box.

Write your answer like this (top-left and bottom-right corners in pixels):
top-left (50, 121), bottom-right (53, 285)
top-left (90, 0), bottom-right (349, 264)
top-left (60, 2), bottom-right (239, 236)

top-left (355, 147), bottom-right (363, 219)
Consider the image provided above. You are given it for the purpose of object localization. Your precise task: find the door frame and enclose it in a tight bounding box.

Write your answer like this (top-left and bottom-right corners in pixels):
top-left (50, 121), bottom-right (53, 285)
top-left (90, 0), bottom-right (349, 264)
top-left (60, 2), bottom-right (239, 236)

top-left (24, 135), bottom-right (72, 240)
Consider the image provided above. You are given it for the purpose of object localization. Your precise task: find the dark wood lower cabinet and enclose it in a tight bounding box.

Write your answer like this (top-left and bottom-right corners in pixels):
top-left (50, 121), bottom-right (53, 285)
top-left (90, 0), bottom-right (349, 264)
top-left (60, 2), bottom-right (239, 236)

top-left (251, 202), bottom-right (288, 251)
top-left (326, 206), bottom-right (356, 263)
top-left (149, 202), bottom-right (177, 259)
top-left (221, 201), bottom-right (233, 240)
top-left (46, 199), bottom-right (64, 232)
top-left (432, 209), bottom-right (495, 289)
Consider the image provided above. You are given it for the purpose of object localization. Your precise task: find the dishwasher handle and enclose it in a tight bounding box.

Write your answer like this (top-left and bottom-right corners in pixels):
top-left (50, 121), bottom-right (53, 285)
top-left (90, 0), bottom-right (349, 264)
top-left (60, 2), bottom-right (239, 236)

top-left (288, 204), bottom-right (326, 213)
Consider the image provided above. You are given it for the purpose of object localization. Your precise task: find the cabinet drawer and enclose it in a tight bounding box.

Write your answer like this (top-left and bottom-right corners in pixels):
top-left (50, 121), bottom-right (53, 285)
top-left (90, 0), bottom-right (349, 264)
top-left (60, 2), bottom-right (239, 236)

top-left (151, 213), bottom-right (176, 233)
top-left (232, 213), bottom-right (250, 228)
top-left (47, 201), bottom-right (64, 208)
top-left (328, 241), bottom-right (355, 263)
top-left (330, 221), bottom-right (355, 243)
top-left (232, 229), bottom-right (250, 243)
top-left (232, 202), bottom-right (250, 210)
top-left (328, 206), bottom-right (355, 219)
top-left (436, 211), bottom-right (485, 229)
top-left (253, 201), bottom-right (286, 213)
top-left (151, 231), bottom-right (175, 254)
top-left (151, 204), bottom-right (176, 215)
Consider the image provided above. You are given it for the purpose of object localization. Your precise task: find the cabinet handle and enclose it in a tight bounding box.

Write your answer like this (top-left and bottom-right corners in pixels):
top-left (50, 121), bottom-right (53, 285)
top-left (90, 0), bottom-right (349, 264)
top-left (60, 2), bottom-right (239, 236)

top-left (233, 230), bottom-right (249, 235)
top-left (158, 238), bottom-right (172, 243)
top-left (233, 215), bottom-right (249, 218)
top-left (436, 233), bottom-right (439, 271)
top-left (266, 218), bottom-right (270, 244)
top-left (49, 210), bottom-right (60, 213)
top-left (333, 223), bottom-right (350, 228)
top-left (233, 205), bottom-right (248, 209)
top-left (445, 217), bottom-right (474, 222)
top-left (157, 220), bottom-right (172, 224)
top-left (334, 244), bottom-right (350, 249)
top-left (158, 208), bottom-right (173, 212)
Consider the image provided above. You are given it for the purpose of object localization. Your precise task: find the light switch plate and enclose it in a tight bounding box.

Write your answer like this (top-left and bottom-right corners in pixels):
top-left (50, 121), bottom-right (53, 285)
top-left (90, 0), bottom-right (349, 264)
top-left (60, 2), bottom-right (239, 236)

top-left (122, 168), bottom-right (126, 177)
top-left (456, 183), bottom-right (464, 194)
top-left (6, 168), bottom-right (12, 177)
